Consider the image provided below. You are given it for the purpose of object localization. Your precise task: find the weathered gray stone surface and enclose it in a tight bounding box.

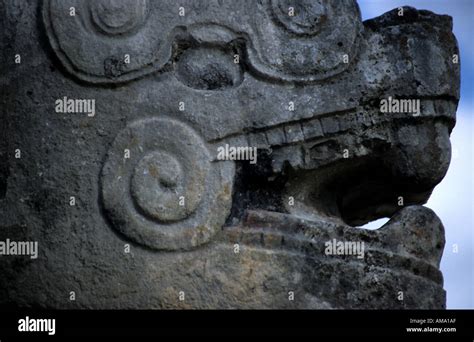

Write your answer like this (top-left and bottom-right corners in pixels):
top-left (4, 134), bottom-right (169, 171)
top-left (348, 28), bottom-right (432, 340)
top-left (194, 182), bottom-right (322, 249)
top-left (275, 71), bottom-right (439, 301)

top-left (0, 0), bottom-right (460, 309)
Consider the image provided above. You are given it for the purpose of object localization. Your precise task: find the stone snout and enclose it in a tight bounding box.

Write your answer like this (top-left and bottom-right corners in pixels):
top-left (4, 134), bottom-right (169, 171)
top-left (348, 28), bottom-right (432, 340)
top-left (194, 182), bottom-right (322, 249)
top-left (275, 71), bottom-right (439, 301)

top-left (282, 99), bottom-right (454, 228)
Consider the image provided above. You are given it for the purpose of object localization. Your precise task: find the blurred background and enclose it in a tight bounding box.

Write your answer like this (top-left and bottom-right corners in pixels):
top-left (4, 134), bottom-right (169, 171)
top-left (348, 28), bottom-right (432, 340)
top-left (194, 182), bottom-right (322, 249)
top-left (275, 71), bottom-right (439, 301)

top-left (358, 0), bottom-right (473, 309)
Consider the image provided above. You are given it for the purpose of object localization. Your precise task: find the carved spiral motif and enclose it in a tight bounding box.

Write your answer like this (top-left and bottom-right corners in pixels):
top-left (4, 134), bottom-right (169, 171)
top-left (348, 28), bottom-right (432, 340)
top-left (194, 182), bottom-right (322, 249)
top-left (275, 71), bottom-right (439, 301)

top-left (43, 0), bottom-right (174, 83)
top-left (101, 118), bottom-right (234, 251)
top-left (89, 0), bottom-right (148, 36)
top-left (270, 0), bottom-right (328, 35)
top-left (249, 0), bottom-right (362, 81)
top-left (44, 0), bottom-right (362, 84)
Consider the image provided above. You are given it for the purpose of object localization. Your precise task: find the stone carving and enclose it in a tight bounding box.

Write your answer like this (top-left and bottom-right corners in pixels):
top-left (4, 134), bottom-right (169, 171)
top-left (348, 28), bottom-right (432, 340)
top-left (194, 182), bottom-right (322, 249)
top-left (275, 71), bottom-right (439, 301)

top-left (250, 0), bottom-right (362, 81)
top-left (43, 0), bottom-right (172, 82)
top-left (101, 117), bottom-right (234, 250)
top-left (0, 0), bottom-right (460, 309)
top-left (175, 46), bottom-right (244, 90)
top-left (43, 0), bottom-right (361, 84)
top-left (89, 0), bottom-right (148, 36)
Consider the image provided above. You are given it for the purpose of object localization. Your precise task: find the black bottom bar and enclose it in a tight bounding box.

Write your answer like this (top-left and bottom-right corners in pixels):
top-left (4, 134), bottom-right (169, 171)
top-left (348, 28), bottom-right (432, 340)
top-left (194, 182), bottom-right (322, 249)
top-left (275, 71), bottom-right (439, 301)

top-left (0, 309), bottom-right (473, 337)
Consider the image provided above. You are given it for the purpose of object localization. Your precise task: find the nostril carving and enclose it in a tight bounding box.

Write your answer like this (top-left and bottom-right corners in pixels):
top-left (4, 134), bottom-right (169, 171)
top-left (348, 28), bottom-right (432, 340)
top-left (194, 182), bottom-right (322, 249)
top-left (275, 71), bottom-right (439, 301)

top-left (174, 47), bottom-right (243, 91)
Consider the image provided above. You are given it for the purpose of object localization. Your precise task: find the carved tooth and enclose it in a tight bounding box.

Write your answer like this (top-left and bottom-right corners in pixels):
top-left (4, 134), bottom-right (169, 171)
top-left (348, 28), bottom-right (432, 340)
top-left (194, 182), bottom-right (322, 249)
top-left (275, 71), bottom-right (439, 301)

top-left (320, 116), bottom-right (340, 135)
top-left (265, 127), bottom-right (287, 146)
top-left (284, 123), bottom-right (305, 144)
top-left (301, 119), bottom-right (324, 140)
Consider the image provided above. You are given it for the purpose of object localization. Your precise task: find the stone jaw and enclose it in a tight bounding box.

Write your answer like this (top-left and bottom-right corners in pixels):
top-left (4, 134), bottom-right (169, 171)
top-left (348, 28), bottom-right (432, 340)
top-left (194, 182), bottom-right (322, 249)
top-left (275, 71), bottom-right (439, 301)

top-left (215, 205), bottom-right (446, 309)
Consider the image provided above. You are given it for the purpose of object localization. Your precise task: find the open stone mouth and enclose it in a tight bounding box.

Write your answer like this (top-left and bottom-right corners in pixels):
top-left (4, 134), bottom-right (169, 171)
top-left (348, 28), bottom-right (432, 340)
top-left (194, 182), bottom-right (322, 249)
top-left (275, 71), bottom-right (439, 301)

top-left (219, 97), bottom-right (454, 284)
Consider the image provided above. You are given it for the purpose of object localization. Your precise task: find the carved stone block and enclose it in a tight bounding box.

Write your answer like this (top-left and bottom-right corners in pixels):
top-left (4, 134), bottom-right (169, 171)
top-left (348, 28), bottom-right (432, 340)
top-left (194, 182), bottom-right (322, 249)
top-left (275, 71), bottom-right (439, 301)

top-left (0, 0), bottom-right (460, 309)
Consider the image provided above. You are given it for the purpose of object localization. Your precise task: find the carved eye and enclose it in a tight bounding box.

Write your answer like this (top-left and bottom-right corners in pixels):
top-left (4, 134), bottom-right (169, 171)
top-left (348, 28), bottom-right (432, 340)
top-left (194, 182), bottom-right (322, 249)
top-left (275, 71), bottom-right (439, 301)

top-left (90, 0), bottom-right (148, 36)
